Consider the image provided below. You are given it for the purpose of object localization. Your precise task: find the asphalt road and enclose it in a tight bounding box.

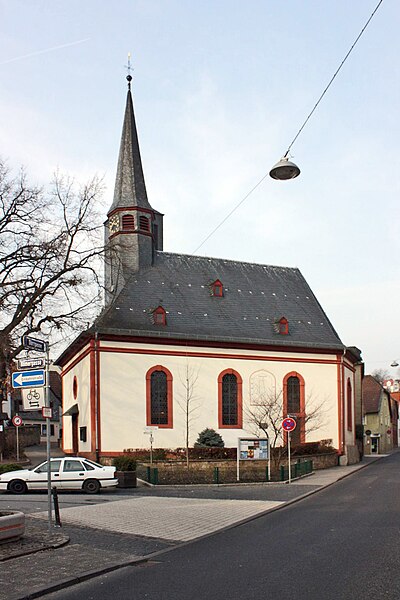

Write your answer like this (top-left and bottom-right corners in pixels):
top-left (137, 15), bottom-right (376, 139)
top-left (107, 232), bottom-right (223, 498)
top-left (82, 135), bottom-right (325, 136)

top-left (44, 452), bottom-right (400, 600)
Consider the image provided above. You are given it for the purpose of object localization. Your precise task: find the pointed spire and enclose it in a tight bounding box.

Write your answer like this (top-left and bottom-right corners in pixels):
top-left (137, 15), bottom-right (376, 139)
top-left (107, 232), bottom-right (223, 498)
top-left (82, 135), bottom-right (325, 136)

top-left (108, 63), bottom-right (152, 213)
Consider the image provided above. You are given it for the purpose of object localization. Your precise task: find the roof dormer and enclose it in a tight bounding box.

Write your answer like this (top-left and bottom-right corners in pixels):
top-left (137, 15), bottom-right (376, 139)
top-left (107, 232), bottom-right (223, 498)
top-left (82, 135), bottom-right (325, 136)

top-left (210, 279), bottom-right (224, 297)
top-left (277, 316), bottom-right (289, 335)
top-left (152, 306), bottom-right (166, 326)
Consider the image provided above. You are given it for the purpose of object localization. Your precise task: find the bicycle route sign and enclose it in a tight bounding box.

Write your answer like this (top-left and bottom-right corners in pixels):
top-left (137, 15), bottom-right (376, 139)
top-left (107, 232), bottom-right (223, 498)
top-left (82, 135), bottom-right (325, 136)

top-left (22, 387), bottom-right (45, 410)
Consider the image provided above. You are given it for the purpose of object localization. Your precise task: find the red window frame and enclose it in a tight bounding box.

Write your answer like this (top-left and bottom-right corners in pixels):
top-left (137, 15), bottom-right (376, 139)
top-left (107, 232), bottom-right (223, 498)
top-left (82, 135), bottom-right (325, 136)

top-left (278, 317), bottom-right (289, 335)
top-left (122, 214), bottom-right (135, 231)
top-left (347, 378), bottom-right (353, 431)
top-left (283, 371), bottom-right (305, 444)
top-left (218, 369), bottom-right (243, 429)
top-left (153, 306), bottom-right (166, 326)
top-left (211, 280), bottom-right (224, 297)
top-left (139, 215), bottom-right (150, 232)
top-left (146, 365), bottom-right (173, 428)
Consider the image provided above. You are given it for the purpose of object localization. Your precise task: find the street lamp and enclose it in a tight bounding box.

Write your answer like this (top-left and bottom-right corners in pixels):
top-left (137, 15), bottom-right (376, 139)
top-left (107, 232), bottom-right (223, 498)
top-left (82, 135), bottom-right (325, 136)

top-left (269, 156), bottom-right (300, 180)
top-left (391, 360), bottom-right (399, 368)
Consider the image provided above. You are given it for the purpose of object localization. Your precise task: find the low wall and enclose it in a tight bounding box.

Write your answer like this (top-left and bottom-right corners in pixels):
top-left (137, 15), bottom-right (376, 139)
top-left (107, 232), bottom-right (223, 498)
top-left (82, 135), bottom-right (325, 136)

top-left (136, 452), bottom-right (338, 485)
top-left (2, 426), bottom-right (40, 458)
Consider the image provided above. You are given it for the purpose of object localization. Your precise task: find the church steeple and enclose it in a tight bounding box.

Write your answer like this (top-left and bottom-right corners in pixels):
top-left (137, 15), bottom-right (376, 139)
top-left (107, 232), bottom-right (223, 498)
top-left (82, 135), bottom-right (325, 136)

top-left (104, 66), bottom-right (164, 304)
top-left (108, 75), bottom-right (152, 213)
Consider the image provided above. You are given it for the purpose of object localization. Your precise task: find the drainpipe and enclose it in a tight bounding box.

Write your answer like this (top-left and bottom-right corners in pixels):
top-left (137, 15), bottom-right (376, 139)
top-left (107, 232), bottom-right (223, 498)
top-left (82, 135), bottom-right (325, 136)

top-left (94, 330), bottom-right (99, 462)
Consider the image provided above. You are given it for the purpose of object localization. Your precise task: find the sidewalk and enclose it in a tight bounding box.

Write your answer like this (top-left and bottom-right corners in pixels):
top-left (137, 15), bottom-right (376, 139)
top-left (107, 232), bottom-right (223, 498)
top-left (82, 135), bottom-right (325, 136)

top-left (0, 454), bottom-right (386, 600)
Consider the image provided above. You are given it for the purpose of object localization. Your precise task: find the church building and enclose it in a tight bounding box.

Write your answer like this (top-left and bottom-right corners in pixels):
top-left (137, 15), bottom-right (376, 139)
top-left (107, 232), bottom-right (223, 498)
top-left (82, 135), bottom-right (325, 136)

top-left (56, 75), bottom-right (361, 464)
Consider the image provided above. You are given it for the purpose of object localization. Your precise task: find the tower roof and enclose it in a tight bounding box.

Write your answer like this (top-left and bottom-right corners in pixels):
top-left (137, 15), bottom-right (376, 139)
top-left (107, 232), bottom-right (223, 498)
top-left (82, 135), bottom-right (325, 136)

top-left (108, 81), bottom-right (152, 214)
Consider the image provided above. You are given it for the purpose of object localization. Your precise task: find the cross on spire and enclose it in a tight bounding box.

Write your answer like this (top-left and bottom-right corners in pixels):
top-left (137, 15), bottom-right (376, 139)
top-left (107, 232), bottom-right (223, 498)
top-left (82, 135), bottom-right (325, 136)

top-left (125, 52), bottom-right (133, 89)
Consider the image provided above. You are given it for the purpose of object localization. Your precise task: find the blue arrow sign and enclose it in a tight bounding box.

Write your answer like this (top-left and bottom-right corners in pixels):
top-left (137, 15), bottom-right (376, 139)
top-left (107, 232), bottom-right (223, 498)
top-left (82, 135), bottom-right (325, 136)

top-left (12, 369), bottom-right (46, 388)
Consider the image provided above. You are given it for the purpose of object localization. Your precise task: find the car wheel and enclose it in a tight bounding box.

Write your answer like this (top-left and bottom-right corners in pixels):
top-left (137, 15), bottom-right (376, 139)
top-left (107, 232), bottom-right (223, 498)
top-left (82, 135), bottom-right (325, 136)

top-left (8, 479), bottom-right (28, 494)
top-left (83, 479), bottom-right (101, 494)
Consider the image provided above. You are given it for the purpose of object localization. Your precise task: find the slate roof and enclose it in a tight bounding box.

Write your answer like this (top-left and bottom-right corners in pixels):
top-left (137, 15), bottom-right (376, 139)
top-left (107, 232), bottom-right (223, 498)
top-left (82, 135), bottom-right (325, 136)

top-left (108, 89), bottom-right (152, 214)
top-left (94, 251), bottom-right (343, 350)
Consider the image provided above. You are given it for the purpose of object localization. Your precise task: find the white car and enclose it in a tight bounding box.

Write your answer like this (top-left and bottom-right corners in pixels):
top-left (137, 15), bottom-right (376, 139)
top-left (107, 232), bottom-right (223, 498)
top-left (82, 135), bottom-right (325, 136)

top-left (0, 457), bottom-right (118, 494)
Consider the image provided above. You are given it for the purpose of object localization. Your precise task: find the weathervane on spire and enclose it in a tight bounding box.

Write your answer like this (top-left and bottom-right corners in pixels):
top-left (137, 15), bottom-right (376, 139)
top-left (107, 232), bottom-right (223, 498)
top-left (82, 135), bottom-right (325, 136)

top-left (125, 52), bottom-right (133, 89)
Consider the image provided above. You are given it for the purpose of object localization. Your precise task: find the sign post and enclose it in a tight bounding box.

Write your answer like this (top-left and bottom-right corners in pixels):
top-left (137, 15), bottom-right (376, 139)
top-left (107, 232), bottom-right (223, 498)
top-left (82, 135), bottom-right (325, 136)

top-left (12, 415), bottom-right (22, 461)
top-left (22, 335), bottom-right (51, 530)
top-left (282, 417), bottom-right (297, 483)
top-left (144, 427), bottom-right (158, 464)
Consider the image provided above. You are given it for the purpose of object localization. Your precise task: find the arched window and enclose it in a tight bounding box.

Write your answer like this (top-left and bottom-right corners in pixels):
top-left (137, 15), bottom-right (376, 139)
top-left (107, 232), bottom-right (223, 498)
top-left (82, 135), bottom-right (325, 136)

top-left (146, 366), bottom-right (173, 428)
top-left (283, 372), bottom-right (305, 445)
top-left (218, 369), bottom-right (242, 428)
top-left (139, 215), bottom-right (150, 231)
top-left (347, 378), bottom-right (352, 431)
top-left (122, 214), bottom-right (135, 231)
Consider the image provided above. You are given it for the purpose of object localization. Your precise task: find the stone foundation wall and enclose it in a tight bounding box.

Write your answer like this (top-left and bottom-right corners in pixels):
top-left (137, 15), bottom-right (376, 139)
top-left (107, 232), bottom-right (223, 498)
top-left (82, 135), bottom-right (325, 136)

top-left (136, 452), bottom-right (339, 485)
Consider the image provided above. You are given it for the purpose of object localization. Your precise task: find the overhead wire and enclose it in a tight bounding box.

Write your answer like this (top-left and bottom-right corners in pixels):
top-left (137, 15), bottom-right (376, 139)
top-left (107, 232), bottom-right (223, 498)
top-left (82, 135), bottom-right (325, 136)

top-left (192, 0), bottom-right (384, 254)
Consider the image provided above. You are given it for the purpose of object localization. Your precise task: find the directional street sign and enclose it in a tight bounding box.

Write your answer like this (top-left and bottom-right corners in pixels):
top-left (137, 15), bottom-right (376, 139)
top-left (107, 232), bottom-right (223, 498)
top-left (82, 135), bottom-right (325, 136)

top-left (18, 357), bottom-right (45, 370)
top-left (282, 417), bottom-right (297, 432)
top-left (12, 369), bottom-right (46, 389)
top-left (22, 335), bottom-right (46, 352)
top-left (22, 387), bottom-right (45, 410)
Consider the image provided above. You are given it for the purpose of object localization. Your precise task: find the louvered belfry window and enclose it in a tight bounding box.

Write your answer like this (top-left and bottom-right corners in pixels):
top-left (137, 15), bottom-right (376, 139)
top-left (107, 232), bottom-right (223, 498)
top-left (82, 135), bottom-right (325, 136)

top-left (139, 215), bottom-right (150, 231)
top-left (287, 376), bottom-right (300, 413)
top-left (150, 371), bottom-right (168, 425)
top-left (222, 373), bottom-right (238, 426)
top-left (122, 214), bottom-right (135, 231)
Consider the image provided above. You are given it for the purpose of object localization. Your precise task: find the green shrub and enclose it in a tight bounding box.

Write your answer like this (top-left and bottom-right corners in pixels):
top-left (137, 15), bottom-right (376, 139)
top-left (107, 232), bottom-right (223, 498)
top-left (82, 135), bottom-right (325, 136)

top-left (194, 428), bottom-right (224, 448)
top-left (112, 456), bottom-right (137, 471)
top-left (0, 463), bottom-right (23, 474)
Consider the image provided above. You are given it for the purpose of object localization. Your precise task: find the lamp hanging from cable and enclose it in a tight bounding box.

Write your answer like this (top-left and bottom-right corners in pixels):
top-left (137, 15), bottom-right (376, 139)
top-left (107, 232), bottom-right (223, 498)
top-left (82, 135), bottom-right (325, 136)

top-left (269, 0), bottom-right (384, 181)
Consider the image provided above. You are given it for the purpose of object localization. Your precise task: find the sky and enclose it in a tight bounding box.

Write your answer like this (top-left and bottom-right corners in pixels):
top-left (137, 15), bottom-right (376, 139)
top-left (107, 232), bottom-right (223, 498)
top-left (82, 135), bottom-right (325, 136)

top-left (0, 0), bottom-right (399, 375)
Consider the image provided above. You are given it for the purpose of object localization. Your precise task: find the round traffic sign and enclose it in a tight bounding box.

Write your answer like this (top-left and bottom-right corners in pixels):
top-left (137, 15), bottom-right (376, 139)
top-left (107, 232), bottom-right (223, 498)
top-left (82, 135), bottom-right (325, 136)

top-left (12, 415), bottom-right (23, 427)
top-left (282, 417), bottom-right (296, 432)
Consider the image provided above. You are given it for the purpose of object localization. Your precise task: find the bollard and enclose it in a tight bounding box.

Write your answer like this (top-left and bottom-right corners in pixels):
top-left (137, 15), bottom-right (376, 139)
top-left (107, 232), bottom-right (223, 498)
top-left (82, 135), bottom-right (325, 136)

top-left (265, 466), bottom-right (269, 482)
top-left (280, 465), bottom-right (285, 481)
top-left (146, 466), bottom-right (151, 483)
top-left (51, 487), bottom-right (62, 528)
top-left (213, 467), bottom-right (219, 484)
top-left (152, 467), bottom-right (159, 485)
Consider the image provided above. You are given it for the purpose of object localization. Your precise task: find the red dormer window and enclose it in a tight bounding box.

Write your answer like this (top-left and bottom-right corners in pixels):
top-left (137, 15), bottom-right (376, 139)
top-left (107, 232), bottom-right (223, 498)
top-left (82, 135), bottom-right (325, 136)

top-left (139, 216), bottom-right (150, 232)
top-left (153, 306), bottom-right (166, 326)
top-left (122, 214), bottom-right (135, 231)
top-left (278, 316), bottom-right (289, 335)
top-left (211, 280), bottom-right (224, 297)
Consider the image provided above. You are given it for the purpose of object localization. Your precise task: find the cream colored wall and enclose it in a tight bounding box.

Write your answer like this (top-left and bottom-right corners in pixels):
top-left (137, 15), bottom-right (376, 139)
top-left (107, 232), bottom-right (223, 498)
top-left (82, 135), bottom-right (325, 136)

top-left (62, 346), bottom-right (91, 453)
top-left (99, 341), bottom-right (340, 452)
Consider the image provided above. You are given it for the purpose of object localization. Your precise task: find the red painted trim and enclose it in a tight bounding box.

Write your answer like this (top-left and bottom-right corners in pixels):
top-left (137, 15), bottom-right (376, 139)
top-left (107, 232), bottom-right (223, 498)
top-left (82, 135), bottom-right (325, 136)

top-left (108, 206), bottom-right (155, 217)
top-left (57, 330), bottom-right (343, 367)
top-left (346, 378), bottom-right (352, 432)
top-left (99, 344), bottom-right (339, 365)
top-left (61, 347), bottom-right (91, 376)
top-left (337, 358), bottom-right (343, 454)
top-left (218, 369), bottom-right (243, 429)
top-left (145, 365), bottom-right (173, 428)
top-left (89, 340), bottom-right (96, 457)
top-left (72, 376), bottom-right (78, 400)
top-left (109, 230), bottom-right (153, 240)
top-left (61, 375), bottom-right (65, 452)
top-left (283, 372), bottom-right (305, 443)
top-left (96, 338), bottom-right (101, 455)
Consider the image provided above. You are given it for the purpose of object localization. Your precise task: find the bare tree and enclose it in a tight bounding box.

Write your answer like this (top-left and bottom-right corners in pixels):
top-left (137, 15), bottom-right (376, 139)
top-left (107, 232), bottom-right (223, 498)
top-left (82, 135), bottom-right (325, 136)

top-left (176, 362), bottom-right (201, 467)
top-left (371, 369), bottom-right (390, 385)
top-left (245, 384), bottom-right (328, 472)
top-left (0, 159), bottom-right (105, 413)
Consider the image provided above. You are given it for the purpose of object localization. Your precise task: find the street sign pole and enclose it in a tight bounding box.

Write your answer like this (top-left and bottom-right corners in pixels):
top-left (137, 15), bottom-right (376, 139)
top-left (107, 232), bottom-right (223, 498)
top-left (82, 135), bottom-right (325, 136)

top-left (45, 342), bottom-right (52, 532)
top-left (288, 431), bottom-right (291, 484)
top-left (16, 420), bottom-right (19, 462)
